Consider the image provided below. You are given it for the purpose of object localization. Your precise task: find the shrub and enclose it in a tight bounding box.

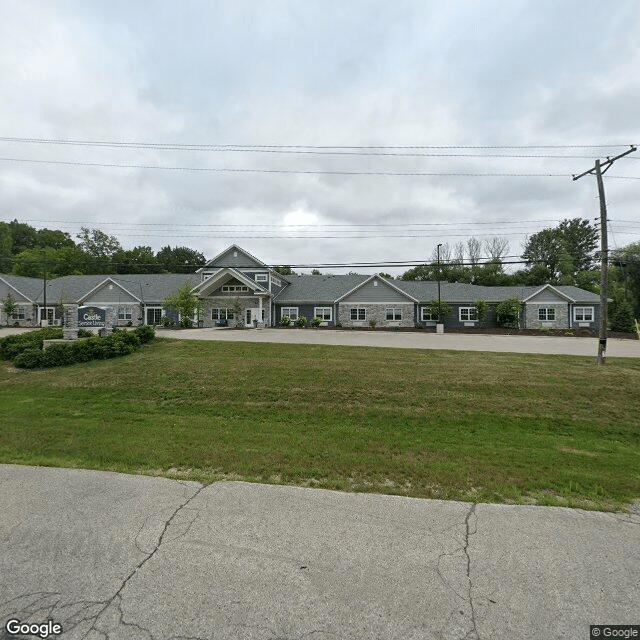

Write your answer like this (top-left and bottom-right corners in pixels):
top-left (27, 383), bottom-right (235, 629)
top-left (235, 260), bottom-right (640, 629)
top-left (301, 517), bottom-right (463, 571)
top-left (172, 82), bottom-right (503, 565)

top-left (0, 327), bottom-right (63, 361)
top-left (13, 348), bottom-right (45, 369)
top-left (295, 315), bottom-right (307, 328)
top-left (311, 316), bottom-right (322, 327)
top-left (11, 326), bottom-right (154, 369)
top-left (160, 316), bottom-right (174, 327)
top-left (369, 319), bottom-right (377, 330)
top-left (134, 324), bottom-right (155, 344)
top-left (280, 315), bottom-right (291, 327)
top-left (77, 329), bottom-right (93, 338)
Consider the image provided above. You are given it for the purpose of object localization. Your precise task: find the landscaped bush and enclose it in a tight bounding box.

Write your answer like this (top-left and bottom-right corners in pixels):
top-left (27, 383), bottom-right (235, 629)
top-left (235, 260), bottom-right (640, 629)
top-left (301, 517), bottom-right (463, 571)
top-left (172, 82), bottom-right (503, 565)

top-left (311, 316), bottom-right (322, 327)
top-left (280, 315), bottom-right (291, 327)
top-left (8, 326), bottom-right (156, 369)
top-left (134, 324), bottom-right (155, 343)
top-left (295, 315), bottom-right (307, 328)
top-left (12, 348), bottom-right (45, 369)
top-left (0, 327), bottom-right (63, 361)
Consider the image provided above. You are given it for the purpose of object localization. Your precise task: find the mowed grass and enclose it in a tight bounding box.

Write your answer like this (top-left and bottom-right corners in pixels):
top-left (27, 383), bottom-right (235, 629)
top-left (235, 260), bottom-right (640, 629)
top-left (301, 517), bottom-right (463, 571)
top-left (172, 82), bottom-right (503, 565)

top-left (1, 338), bottom-right (639, 511)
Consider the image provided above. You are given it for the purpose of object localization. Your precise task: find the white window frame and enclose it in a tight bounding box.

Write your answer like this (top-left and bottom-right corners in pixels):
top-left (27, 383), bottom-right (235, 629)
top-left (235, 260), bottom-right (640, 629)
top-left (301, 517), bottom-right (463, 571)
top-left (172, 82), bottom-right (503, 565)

top-left (221, 285), bottom-right (249, 292)
top-left (385, 308), bottom-right (402, 321)
top-left (314, 307), bottom-right (332, 321)
top-left (538, 307), bottom-right (555, 321)
top-left (459, 307), bottom-right (477, 322)
top-left (350, 307), bottom-right (366, 321)
top-left (421, 307), bottom-right (436, 321)
top-left (281, 307), bottom-right (299, 321)
top-left (255, 273), bottom-right (268, 282)
top-left (272, 276), bottom-right (282, 287)
top-left (118, 306), bottom-right (133, 321)
top-left (574, 306), bottom-right (594, 322)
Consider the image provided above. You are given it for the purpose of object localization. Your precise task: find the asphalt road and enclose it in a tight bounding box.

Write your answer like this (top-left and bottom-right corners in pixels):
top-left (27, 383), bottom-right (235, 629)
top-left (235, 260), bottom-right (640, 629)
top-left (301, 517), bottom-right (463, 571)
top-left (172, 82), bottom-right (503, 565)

top-left (155, 327), bottom-right (640, 358)
top-left (0, 465), bottom-right (638, 640)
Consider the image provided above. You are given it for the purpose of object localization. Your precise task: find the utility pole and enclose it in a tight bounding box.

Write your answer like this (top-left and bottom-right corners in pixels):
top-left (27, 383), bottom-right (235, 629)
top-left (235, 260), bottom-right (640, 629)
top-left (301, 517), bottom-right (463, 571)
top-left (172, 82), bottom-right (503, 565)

top-left (42, 251), bottom-right (47, 327)
top-left (437, 243), bottom-right (442, 323)
top-left (573, 145), bottom-right (636, 365)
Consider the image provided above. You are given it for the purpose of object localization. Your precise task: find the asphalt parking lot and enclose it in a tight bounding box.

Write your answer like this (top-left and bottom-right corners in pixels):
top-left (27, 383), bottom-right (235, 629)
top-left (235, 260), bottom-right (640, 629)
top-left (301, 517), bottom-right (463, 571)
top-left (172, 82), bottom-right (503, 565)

top-left (155, 326), bottom-right (640, 358)
top-left (0, 465), bottom-right (638, 640)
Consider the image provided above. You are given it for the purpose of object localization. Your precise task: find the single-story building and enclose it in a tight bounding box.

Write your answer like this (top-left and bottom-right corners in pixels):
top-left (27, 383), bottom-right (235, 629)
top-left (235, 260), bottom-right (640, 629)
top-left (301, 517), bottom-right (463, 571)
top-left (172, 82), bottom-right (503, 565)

top-left (0, 244), bottom-right (602, 331)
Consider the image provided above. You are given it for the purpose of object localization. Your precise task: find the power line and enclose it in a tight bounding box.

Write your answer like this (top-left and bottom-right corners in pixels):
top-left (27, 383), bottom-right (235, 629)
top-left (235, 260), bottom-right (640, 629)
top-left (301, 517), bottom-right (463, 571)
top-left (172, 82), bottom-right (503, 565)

top-left (2, 138), bottom-right (638, 159)
top-left (8, 217), bottom-right (568, 229)
top-left (0, 156), bottom-right (595, 177)
top-left (0, 136), bottom-right (635, 149)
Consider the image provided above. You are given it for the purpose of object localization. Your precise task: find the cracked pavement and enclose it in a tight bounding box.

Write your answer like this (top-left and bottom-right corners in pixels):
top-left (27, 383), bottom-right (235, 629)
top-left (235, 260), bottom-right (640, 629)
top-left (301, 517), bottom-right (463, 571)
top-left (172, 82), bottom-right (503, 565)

top-left (0, 465), bottom-right (638, 640)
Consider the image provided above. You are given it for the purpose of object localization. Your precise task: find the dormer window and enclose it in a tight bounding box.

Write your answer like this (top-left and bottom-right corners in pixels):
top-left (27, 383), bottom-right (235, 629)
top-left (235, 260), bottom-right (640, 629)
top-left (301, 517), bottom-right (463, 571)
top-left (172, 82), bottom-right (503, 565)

top-left (255, 274), bottom-right (268, 282)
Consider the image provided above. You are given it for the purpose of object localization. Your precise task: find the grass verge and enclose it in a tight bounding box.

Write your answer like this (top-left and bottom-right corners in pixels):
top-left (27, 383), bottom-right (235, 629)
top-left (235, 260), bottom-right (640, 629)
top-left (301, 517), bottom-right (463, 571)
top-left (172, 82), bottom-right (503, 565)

top-left (1, 338), bottom-right (639, 511)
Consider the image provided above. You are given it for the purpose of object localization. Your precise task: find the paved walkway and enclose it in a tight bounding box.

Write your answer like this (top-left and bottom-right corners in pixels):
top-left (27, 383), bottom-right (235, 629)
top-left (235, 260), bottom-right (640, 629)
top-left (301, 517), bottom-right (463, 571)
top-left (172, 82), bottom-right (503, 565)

top-left (156, 327), bottom-right (640, 358)
top-left (0, 465), bottom-right (638, 640)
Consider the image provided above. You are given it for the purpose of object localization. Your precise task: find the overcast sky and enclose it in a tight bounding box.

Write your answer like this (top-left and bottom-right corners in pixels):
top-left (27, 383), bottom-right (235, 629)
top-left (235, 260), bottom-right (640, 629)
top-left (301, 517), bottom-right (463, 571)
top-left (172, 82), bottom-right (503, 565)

top-left (0, 0), bottom-right (638, 273)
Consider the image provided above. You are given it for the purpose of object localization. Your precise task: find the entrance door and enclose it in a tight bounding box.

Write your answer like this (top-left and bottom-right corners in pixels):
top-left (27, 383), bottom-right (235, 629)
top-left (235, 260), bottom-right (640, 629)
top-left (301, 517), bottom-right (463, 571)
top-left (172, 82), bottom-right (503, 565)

top-left (146, 308), bottom-right (162, 325)
top-left (245, 308), bottom-right (264, 327)
top-left (39, 307), bottom-right (55, 326)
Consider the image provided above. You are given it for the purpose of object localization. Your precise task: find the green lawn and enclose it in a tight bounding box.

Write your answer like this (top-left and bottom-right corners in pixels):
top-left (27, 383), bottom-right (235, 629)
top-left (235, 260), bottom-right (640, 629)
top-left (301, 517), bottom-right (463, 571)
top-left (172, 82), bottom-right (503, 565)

top-left (1, 338), bottom-right (639, 511)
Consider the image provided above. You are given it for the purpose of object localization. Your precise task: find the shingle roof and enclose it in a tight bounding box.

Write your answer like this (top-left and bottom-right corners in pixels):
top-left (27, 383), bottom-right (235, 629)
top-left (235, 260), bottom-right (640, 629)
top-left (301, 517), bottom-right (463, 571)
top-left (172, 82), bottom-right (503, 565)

top-left (274, 274), bottom-right (369, 302)
top-left (0, 273), bottom-right (199, 304)
top-left (0, 272), bottom-right (602, 305)
top-left (0, 274), bottom-right (44, 301)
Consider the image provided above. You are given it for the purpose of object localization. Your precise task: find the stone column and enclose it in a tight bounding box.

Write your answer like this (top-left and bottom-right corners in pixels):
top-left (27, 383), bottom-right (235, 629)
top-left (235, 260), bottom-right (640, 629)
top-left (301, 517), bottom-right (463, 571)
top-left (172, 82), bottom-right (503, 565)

top-left (63, 304), bottom-right (79, 340)
top-left (105, 307), bottom-right (117, 334)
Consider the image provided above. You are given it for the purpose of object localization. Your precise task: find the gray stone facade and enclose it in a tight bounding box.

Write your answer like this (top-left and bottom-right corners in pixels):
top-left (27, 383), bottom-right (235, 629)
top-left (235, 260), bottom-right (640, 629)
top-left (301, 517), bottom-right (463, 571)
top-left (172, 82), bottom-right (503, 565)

top-left (525, 303), bottom-right (569, 329)
top-left (338, 303), bottom-right (414, 328)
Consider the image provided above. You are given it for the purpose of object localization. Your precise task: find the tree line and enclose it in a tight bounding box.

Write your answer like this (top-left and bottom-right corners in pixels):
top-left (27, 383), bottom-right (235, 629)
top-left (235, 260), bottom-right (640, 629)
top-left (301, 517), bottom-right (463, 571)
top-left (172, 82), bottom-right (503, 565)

top-left (0, 220), bottom-right (206, 277)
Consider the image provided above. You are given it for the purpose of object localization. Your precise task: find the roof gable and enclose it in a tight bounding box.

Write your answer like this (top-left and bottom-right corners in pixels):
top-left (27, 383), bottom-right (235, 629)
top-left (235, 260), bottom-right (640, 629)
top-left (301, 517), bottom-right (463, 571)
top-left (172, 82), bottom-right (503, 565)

top-left (336, 275), bottom-right (417, 303)
top-left (192, 268), bottom-right (267, 296)
top-left (522, 284), bottom-right (574, 303)
top-left (78, 278), bottom-right (140, 304)
top-left (200, 245), bottom-right (266, 270)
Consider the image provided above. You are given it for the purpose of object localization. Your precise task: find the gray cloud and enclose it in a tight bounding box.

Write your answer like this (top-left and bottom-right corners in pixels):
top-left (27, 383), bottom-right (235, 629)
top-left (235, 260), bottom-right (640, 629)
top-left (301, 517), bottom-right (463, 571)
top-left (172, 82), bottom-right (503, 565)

top-left (1, 0), bottom-right (638, 273)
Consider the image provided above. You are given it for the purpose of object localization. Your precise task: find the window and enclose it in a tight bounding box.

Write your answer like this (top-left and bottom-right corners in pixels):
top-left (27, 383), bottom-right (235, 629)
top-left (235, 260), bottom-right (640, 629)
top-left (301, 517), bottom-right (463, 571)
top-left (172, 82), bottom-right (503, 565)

top-left (272, 276), bottom-right (282, 287)
top-left (350, 308), bottom-right (366, 321)
top-left (255, 273), bottom-right (268, 282)
top-left (538, 307), bottom-right (555, 321)
top-left (11, 309), bottom-right (26, 320)
top-left (221, 285), bottom-right (249, 292)
top-left (574, 306), bottom-right (594, 322)
top-left (314, 307), bottom-right (332, 321)
top-left (281, 307), bottom-right (298, 320)
top-left (459, 307), bottom-right (477, 321)
top-left (211, 308), bottom-right (234, 320)
top-left (118, 307), bottom-right (133, 321)
top-left (386, 308), bottom-right (402, 321)
top-left (421, 308), bottom-right (436, 321)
